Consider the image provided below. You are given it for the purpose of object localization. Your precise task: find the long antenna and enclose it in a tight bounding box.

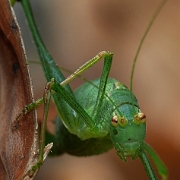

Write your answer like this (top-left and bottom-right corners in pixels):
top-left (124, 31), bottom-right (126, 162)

top-left (130, 0), bottom-right (168, 91)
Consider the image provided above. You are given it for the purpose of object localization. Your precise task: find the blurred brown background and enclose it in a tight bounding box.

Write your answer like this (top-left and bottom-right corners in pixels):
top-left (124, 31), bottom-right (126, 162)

top-left (14, 0), bottom-right (180, 179)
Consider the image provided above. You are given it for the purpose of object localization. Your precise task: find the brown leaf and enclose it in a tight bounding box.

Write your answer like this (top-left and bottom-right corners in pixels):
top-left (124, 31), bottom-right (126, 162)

top-left (0, 0), bottom-right (41, 179)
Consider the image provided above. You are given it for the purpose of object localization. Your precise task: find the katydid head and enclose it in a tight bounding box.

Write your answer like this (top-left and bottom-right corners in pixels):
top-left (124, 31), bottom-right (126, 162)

top-left (110, 110), bottom-right (146, 161)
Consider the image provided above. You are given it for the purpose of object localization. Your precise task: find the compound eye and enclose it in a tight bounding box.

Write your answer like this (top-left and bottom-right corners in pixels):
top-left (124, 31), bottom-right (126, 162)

top-left (118, 117), bottom-right (128, 127)
top-left (134, 112), bottom-right (146, 124)
top-left (111, 116), bottom-right (119, 127)
top-left (111, 115), bottom-right (128, 127)
top-left (138, 112), bottom-right (146, 123)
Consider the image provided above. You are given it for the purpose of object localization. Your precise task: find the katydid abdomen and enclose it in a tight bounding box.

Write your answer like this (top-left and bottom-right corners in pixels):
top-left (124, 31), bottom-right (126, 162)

top-left (47, 78), bottom-right (146, 159)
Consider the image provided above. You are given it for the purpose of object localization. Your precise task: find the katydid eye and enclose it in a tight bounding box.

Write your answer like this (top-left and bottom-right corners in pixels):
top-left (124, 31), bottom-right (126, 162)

top-left (111, 116), bottom-right (119, 127)
top-left (134, 112), bottom-right (146, 124)
top-left (119, 117), bottom-right (128, 127)
top-left (111, 115), bottom-right (128, 127)
top-left (138, 112), bottom-right (146, 123)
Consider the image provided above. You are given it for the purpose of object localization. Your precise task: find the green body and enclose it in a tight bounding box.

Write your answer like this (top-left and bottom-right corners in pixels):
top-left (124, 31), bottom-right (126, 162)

top-left (15, 0), bottom-right (168, 179)
top-left (47, 78), bottom-right (146, 157)
top-left (63, 78), bottom-right (143, 139)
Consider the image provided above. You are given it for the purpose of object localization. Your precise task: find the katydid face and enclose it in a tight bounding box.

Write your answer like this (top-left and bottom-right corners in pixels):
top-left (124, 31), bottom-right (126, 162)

top-left (110, 106), bottom-right (146, 161)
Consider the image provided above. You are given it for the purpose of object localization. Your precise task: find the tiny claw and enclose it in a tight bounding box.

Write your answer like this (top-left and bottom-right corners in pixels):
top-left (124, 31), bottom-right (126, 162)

top-left (115, 143), bottom-right (127, 162)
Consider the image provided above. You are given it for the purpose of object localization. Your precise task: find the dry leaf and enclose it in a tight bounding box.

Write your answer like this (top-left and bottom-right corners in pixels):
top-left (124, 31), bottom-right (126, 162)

top-left (0, 0), bottom-right (52, 179)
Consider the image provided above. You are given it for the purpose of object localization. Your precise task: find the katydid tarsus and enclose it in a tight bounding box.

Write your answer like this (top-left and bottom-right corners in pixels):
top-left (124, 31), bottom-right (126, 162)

top-left (12, 0), bottom-right (168, 179)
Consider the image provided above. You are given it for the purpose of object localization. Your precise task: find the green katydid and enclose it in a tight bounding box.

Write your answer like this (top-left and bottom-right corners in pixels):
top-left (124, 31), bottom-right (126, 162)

top-left (12, 0), bottom-right (168, 179)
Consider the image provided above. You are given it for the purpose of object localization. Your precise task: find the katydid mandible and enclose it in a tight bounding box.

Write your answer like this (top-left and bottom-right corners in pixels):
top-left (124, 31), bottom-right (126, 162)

top-left (13, 0), bottom-right (168, 179)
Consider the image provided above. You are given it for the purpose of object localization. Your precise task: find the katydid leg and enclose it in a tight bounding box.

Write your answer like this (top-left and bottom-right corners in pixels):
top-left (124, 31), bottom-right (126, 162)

top-left (20, 0), bottom-right (114, 135)
top-left (138, 148), bottom-right (158, 180)
top-left (23, 82), bottom-right (52, 177)
top-left (144, 142), bottom-right (168, 179)
top-left (12, 98), bottom-right (44, 131)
